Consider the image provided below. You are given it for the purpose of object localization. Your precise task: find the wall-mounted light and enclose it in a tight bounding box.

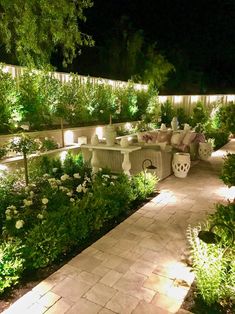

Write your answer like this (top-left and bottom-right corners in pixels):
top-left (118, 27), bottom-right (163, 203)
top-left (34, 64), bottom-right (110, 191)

top-left (96, 127), bottom-right (103, 140)
top-left (64, 130), bottom-right (74, 146)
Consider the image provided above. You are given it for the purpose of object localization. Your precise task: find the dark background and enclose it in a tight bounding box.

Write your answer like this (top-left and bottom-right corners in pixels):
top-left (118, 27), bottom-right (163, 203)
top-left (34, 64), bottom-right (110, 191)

top-left (1, 0), bottom-right (235, 94)
top-left (64, 0), bottom-right (235, 94)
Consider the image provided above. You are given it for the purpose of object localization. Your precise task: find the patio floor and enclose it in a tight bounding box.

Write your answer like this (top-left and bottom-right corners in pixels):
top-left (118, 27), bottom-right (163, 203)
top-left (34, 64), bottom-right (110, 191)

top-left (3, 139), bottom-right (235, 314)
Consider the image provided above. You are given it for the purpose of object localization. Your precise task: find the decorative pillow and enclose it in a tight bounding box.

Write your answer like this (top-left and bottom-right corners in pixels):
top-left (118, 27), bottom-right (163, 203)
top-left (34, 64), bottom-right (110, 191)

top-left (171, 132), bottom-right (185, 146)
top-left (149, 131), bottom-right (159, 142)
top-left (157, 131), bottom-right (172, 143)
top-left (182, 132), bottom-right (197, 146)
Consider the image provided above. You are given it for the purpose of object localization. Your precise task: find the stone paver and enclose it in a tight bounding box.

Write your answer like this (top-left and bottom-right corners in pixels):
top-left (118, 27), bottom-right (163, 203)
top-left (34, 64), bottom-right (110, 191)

top-left (3, 140), bottom-right (235, 314)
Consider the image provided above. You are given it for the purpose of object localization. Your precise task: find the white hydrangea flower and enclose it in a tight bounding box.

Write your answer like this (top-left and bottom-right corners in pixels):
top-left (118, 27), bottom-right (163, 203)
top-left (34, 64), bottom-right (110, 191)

top-left (5, 209), bottom-right (11, 215)
top-left (67, 191), bottom-right (73, 197)
top-left (23, 199), bottom-right (33, 206)
top-left (52, 168), bottom-right (58, 173)
top-left (7, 205), bottom-right (16, 211)
top-left (42, 198), bottom-right (49, 205)
top-left (61, 174), bottom-right (70, 181)
top-left (76, 184), bottom-right (83, 193)
top-left (110, 181), bottom-right (115, 185)
top-left (82, 187), bottom-right (88, 193)
top-left (37, 213), bottom-right (44, 219)
top-left (73, 173), bottom-right (81, 179)
top-left (70, 198), bottom-right (75, 202)
top-left (15, 220), bottom-right (24, 229)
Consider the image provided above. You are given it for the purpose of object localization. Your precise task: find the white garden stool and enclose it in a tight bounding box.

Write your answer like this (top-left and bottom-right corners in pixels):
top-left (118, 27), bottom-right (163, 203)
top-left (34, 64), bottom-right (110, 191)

top-left (198, 142), bottom-right (213, 160)
top-left (172, 152), bottom-right (191, 178)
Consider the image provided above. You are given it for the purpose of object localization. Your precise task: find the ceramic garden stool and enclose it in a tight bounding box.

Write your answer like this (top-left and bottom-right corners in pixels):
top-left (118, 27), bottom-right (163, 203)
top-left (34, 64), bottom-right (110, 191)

top-left (172, 152), bottom-right (191, 178)
top-left (198, 142), bottom-right (213, 160)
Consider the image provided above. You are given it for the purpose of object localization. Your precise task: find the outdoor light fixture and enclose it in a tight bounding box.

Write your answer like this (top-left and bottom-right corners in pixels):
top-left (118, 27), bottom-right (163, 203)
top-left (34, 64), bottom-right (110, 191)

top-left (142, 159), bottom-right (157, 191)
top-left (198, 223), bottom-right (234, 246)
top-left (142, 158), bottom-right (157, 172)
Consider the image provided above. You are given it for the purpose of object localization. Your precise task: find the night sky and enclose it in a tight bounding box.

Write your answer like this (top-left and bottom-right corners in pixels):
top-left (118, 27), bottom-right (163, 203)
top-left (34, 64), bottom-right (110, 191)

top-left (66, 0), bottom-right (235, 94)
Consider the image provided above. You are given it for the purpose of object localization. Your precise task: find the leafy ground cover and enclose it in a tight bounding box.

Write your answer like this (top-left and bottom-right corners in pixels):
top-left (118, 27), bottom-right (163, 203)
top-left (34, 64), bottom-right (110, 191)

top-left (0, 152), bottom-right (157, 312)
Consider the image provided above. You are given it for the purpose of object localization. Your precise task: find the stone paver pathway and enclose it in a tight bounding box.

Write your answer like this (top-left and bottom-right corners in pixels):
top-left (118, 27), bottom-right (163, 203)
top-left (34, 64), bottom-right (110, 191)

top-left (3, 140), bottom-right (235, 314)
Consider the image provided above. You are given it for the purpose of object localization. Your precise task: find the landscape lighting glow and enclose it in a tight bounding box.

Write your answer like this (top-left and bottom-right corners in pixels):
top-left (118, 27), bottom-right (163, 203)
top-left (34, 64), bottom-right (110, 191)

top-left (64, 130), bottom-right (74, 145)
top-left (174, 96), bottom-right (182, 104)
top-left (227, 95), bottom-right (235, 102)
top-left (159, 96), bottom-right (168, 103)
top-left (96, 126), bottom-right (103, 140)
top-left (191, 95), bottom-right (199, 103)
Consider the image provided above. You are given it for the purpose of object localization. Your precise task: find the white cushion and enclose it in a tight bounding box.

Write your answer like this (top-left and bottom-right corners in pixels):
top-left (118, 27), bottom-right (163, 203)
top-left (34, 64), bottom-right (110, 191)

top-left (182, 132), bottom-right (197, 145)
top-left (171, 132), bottom-right (184, 145)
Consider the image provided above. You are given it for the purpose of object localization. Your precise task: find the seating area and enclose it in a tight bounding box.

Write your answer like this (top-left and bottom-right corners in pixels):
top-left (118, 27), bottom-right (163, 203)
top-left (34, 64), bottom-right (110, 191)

top-left (81, 128), bottom-right (206, 180)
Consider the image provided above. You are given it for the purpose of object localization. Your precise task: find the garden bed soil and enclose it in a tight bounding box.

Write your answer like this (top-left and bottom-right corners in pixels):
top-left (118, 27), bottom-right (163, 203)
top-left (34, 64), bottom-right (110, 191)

top-left (0, 193), bottom-right (157, 313)
top-left (181, 281), bottom-right (235, 314)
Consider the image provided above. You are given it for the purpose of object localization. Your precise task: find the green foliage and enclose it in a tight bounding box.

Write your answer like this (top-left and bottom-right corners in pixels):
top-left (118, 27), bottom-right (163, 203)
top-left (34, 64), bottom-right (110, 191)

top-left (188, 201), bottom-right (235, 308)
top-left (143, 89), bottom-right (161, 125)
top-left (0, 240), bottom-right (25, 294)
top-left (190, 101), bottom-right (209, 128)
top-left (131, 172), bottom-right (158, 201)
top-left (0, 0), bottom-right (94, 67)
top-left (187, 225), bottom-right (229, 305)
top-left (160, 100), bottom-right (175, 126)
top-left (8, 133), bottom-right (40, 155)
top-left (220, 154), bottom-right (235, 187)
top-left (114, 83), bottom-right (138, 122)
top-left (175, 107), bottom-right (189, 127)
top-left (142, 44), bottom-right (175, 88)
top-left (17, 69), bottom-right (61, 129)
top-left (0, 65), bottom-right (18, 133)
top-left (40, 137), bottom-right (59, 151)
top-left (102, 22), bottom-right (174, 89)
top-left (204, 131), bottom-right (229, 150)
top-left (209, 202), bottom-right (235, 236)
top-left (218, 102), bottom-right (235, 134)
top-left (0, 146), bottom-right (7, 160)
top-left (0, 152), bottom-right (156, 278)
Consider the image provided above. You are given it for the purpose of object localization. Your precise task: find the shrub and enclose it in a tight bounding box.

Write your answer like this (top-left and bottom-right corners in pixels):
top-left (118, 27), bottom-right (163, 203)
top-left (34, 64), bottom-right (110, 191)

top-left (0, 65), bottom-right (18, 133)
top-left (220, 153), bottom-right (235, 187)
top-left (218, 102), bottom-right (235, 135)
top-left (204, 131), bottom-right (229, 150)
top-left (187, 201), bottom-right (235, 308)
top-left (160, 100), bottom-right (175, 126)
top-left (190, 101), bottom-right (209, 128)
top-left (187, 225), bottom-right (229, 305)
top-left (40, 137), bottom-right (59, 151)
top-left (0, 155), bottom-right (157, 286)
top-left (17, 69), bottom-right (61, 130)
top-left (0, 240), bottom-right (25, 294)
top-left (175, 107), bottom-right (189, 127)
top-left (0, 146), bottom-right (7, 160)
top-left (131, 171), bottom-right (158, 201)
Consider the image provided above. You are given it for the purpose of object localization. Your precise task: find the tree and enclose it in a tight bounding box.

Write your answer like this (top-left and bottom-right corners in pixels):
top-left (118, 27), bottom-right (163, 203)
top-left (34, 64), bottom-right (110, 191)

top-left (100, 17), bottom-right (174, 89)
top-left (0, 0), bottom-right (94, 68)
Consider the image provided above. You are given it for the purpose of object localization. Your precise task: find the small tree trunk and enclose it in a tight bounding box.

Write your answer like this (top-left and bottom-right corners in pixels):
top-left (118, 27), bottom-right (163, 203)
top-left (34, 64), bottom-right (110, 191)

top-left (61, 118), bottom-right (64, 147)
top-left (23, 153), bottom-right (29, 186)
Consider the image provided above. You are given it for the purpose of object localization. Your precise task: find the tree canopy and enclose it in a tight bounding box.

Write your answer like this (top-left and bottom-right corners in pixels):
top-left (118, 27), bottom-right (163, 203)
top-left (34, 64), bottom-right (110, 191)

top-left (0, 0), bottom-right (94, 68)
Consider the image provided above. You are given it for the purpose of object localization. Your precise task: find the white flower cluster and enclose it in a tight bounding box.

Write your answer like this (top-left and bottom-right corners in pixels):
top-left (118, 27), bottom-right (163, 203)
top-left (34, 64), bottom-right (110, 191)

top-left (5, 205), bottom-right (18, 220)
